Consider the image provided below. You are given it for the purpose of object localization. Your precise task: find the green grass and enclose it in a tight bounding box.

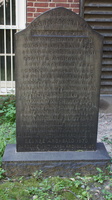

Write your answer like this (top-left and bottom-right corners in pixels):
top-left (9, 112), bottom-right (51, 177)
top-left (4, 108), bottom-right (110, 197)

top-left (0, 170), bottom-right (112, 200)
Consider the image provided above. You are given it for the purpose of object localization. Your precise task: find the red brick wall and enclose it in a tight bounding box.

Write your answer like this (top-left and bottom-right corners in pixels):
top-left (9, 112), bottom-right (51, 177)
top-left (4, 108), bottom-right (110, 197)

top-left (27, 0), bottom-right (80, 24)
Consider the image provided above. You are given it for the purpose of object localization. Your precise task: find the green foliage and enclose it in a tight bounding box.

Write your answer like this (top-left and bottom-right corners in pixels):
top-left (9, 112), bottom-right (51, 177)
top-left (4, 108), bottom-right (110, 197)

top-left (27, 186), bottom-right (53, 200)
top-left (93, 168), bottom-right (109, 183)
top-left (102, 189), bottom-right (112, 200)
top-left (0, 168), bottom-right (111, 200)
top-left (25, 174), bottom-right (92, 200)
top-left (102, 135), bottom-right (112, 145)
top-left (0, 123), bottom-right (16, 166)
top-left (32, 170), bottom-right (43, 180)
top-left (0, 95), bottom-right (16, 161)
top-left (0, 168), bottom-right (5, 179)
top-left (0, 95), bottom-right (16, 124)
top-left (0, 136), bottom-right (6, 158)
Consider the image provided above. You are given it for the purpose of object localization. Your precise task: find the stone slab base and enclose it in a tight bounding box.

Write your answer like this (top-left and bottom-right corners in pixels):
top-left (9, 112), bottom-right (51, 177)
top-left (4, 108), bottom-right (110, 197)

top-left (2, 143), bottom-right (111, 177)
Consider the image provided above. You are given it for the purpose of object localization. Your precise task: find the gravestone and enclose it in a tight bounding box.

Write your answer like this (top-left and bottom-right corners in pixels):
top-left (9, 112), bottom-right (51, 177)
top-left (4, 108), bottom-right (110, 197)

top-left (2, 7), bottom-right (110, 176)
top-left (16, 7), bottom-right (101, 152)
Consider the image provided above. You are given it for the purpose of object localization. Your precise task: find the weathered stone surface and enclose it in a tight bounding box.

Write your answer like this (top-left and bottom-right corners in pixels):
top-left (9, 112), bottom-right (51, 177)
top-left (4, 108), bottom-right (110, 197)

top-left (15, 7), bottom-right (103, 152)
top-left (2, 143), bottom-right (111, 177)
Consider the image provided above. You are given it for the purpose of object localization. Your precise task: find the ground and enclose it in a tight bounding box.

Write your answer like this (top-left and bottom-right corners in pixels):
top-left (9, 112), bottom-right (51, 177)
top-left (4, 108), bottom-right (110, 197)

top-left (98, 113), bottom-right (112, 158)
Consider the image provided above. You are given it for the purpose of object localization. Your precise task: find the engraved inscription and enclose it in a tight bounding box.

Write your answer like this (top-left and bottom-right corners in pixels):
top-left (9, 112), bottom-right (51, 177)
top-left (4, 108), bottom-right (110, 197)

top-left (15, 8), bottom-right (103, 151)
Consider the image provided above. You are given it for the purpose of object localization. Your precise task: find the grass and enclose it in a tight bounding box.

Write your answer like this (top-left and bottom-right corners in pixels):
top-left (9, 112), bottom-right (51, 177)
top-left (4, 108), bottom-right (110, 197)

top-left (0, 169), bottom-right (112, 200)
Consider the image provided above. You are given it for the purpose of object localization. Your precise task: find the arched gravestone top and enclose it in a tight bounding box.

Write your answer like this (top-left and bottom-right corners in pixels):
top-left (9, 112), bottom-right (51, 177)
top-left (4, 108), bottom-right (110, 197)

top-left (15, 7), bottom-right (103, 152)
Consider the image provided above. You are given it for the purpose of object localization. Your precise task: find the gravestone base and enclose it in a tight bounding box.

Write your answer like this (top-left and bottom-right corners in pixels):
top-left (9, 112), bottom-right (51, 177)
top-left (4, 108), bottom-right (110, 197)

top-left (2, 143), bottom-right (110, 177)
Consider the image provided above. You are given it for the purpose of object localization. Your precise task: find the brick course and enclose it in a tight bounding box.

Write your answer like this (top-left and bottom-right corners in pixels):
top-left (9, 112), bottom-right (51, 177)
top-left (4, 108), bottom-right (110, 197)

top-left (27, 0), bottom-right (80, 24)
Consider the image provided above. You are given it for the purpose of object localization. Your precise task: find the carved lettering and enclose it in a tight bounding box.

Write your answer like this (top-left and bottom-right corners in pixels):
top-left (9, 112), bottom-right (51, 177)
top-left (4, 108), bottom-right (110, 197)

top-left (16, 8), bottom-right (103, 151)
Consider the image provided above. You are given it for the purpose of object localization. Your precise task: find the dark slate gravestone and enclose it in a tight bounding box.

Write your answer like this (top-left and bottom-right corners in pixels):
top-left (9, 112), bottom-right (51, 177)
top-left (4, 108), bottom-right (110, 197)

top-left (2, 8), bottom-right (110, 176)
top-left (16, 7), bottom-right (102, 152)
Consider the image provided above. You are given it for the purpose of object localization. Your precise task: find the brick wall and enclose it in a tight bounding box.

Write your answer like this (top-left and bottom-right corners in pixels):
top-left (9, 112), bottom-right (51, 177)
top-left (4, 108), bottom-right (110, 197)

top-left (27, 0), bottom-right (80, 24)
